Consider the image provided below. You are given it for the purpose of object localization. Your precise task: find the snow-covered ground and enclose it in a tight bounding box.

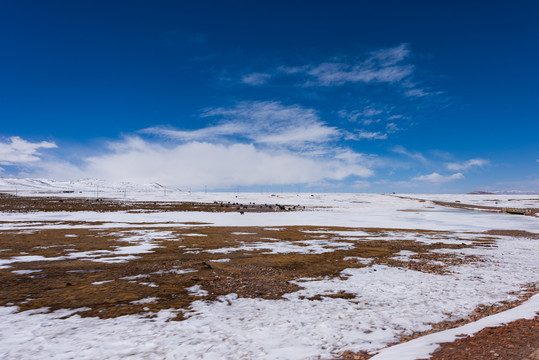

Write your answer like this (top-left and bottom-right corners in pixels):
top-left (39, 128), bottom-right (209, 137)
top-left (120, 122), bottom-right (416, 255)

top-left (1, 178), bottom-right (538, 209)
top-left (0, 179), bottom-right (538, 359)
top-left (1, 194), bottom-right (537, 233)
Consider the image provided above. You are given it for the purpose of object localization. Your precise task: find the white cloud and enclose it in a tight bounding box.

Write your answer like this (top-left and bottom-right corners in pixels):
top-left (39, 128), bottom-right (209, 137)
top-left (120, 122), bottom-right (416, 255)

top-left (346, 130), bottom-right (387, 140)
top-left (276, 65), bottom-right (307, 75)
top-left (446, 159), bottom-right (489, 171)
top-left (412, 172), bottom-right (464, 183)
top-left (334, 150), bottom-right (365, 162)
top-left (337, 108), bottom-right (402, 138)
top-left (241, 72), bottom-right (272, 85)
top-left (256, 124), bottom-right (337, 145)
top-left (367, 43), bottom-right (411, 66)
top-left (142, 123), bottom-right (243, 142)
top-left (1, 103), bottom-right (387, 187)
top-left (144, 101), bottom-right (340, 147)
top-left (84, 137), bottom-right (373, 188)
top-left (242, 44), bottom-right (415, 88)
top-left (309, 62), bottom-right (412, 86)
top-left (338, 108), bottom-right (383, 124)
top-left (83, 101), bottom-right (382, 187)
top-left (304, 44), bottom-right (412, 86)
top-left (0, 136), bottom-right (57, 165)
top-left (404, 88), bottom-right (430, 97)
top-left (385, 122), bottom-right (399, 133)
top-left (391, 145), bottom-right (429, 164)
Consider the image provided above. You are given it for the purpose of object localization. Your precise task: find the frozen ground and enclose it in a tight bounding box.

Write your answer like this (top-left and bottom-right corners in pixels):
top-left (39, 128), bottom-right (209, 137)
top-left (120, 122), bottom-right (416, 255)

top-left (0, 179), bottom-right (538, 359)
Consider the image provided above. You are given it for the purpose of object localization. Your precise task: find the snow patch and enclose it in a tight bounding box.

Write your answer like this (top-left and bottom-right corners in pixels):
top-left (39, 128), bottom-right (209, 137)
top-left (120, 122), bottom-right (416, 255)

top-left (130, 297), bottom-right (159, 305)
top-left (186, 285), bottom-right (209, 297)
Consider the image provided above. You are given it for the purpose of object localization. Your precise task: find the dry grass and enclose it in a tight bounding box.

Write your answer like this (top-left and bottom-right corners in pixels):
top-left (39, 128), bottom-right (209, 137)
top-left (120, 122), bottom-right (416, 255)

top-left (0, 224), bottom-right (489, 320)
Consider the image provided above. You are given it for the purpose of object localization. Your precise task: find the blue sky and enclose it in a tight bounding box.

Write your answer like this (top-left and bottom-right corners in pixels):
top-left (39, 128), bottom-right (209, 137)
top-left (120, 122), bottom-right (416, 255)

top-left (1, 0), bottom-right (538, 192)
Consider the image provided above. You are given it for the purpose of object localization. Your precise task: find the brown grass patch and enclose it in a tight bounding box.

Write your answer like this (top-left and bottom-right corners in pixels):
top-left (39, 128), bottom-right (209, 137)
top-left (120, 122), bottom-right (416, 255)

top-left (0, 224), bottom-right (491, 320)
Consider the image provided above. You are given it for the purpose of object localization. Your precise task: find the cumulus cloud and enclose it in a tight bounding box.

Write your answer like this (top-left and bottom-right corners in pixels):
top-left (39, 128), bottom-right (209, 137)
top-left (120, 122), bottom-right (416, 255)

top-left (446, 158), bottom-right (489, 171)
top-left (0, 136), bottom-right (57, 165)
top-left (84, 102), bottom-right (376, 187)
top-left (3, 101), bottom-right (376, 187)
top-left (84, 137), bottom-right (373, 188)
top-left (412, 172), bottom-right (464, 183)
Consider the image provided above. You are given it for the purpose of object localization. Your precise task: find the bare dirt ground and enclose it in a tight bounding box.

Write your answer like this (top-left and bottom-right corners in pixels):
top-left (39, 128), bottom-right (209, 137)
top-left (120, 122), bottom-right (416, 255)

top-left (1, 193), bottom-right (537, 359)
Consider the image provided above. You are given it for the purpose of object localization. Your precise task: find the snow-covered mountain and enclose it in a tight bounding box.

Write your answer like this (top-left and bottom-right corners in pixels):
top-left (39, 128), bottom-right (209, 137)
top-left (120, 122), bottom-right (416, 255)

top-left (0, 178), bottom-right (178, 197)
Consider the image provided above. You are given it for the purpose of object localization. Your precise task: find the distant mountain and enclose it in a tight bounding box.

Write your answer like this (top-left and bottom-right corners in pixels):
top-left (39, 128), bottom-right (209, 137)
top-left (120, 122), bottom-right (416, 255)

top-left (0, 178), bottom-right (180, 194)
top-left (468, 190), bottom-right (539, 195)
